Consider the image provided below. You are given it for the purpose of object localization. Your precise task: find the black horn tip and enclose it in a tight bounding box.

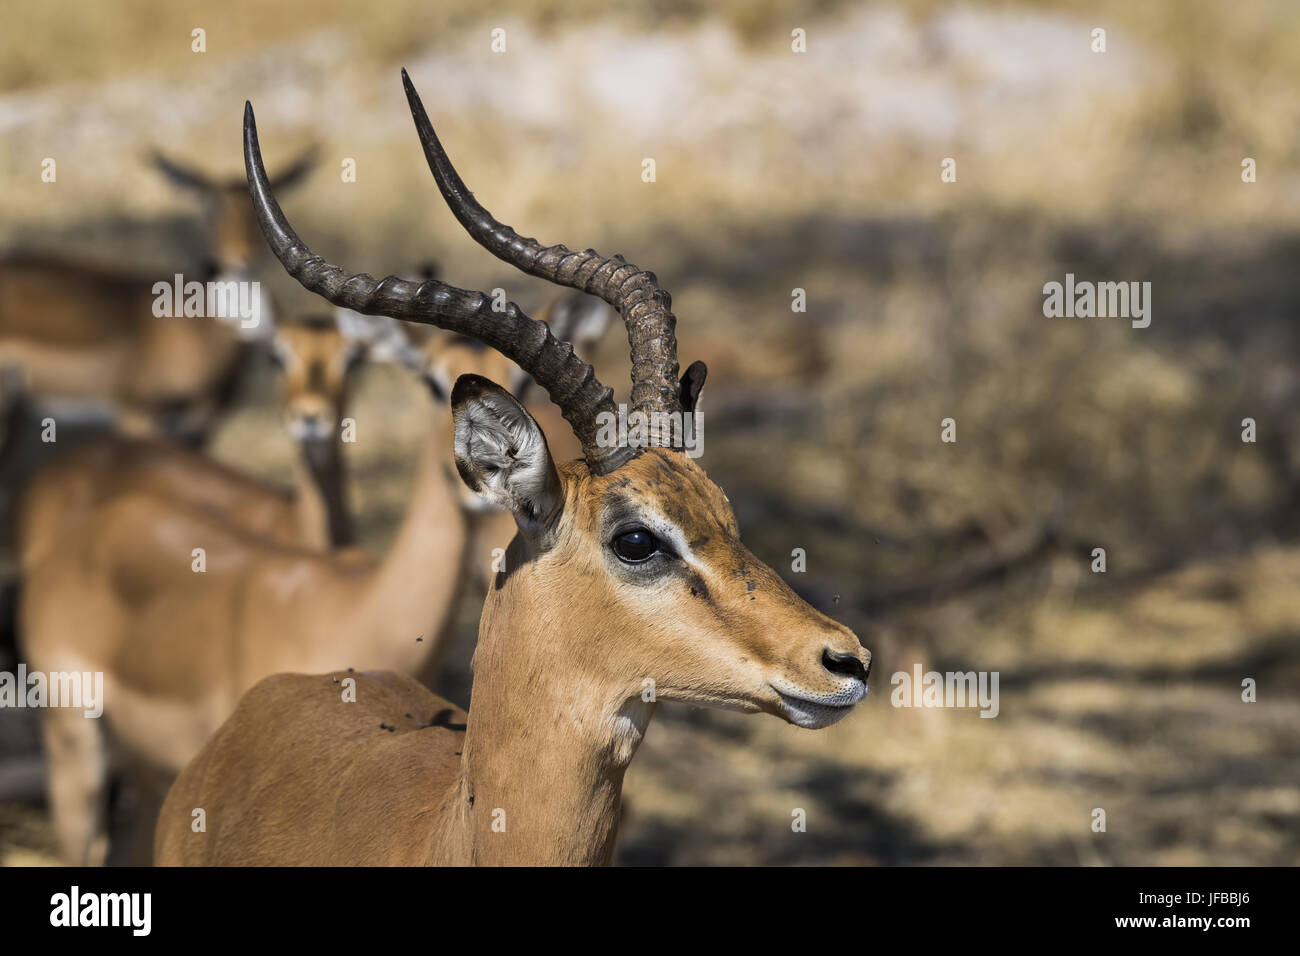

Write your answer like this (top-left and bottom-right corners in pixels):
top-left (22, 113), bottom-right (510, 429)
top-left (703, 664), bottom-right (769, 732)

top-left (402, 70), bottom-right (434, 133)
top-left (243, 107), bottom-right (261, 173)
top-left (401, 68), bottom-right (440, 144)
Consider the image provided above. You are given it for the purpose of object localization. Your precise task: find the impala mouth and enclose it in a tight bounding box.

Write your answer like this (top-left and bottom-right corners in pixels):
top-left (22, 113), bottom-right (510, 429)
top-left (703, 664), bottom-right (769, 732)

top-left (770, 680), bottom-right (867, 729)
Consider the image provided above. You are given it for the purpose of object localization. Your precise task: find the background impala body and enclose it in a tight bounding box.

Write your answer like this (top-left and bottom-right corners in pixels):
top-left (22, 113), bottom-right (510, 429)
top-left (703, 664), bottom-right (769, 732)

top-left (18, 293), bottom-right (602, 865)
top-left (0, 257), bottom-right (246, 441)
top-left (15, 310), bottom-right (393, 574)
top-left (0, 151), bottom-right (314, 444)
top-left (154, 77), bottom-right (871, 865)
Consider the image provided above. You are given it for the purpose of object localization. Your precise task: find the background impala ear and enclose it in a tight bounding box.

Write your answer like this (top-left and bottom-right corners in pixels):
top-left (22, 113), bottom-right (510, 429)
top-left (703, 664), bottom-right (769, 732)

top-left (334, 309), bottom-right (421, 368)
top-left (547, 293), bottom-right (613, 353)
top-left (680, 360), bottom-right (707, 414)
top-left (149, 150), bottom-right (215, 193)
top-left (266, 145), bottom-right (319, 192)
top-left (451, 374), bottom-right (563, 538)
top-left (510, 293), bottom-right (613, 401)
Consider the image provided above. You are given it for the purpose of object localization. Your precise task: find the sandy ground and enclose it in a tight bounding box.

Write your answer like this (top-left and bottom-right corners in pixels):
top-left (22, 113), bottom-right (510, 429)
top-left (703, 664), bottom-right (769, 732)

top-left (1, 0), bottom-right (1298, 865)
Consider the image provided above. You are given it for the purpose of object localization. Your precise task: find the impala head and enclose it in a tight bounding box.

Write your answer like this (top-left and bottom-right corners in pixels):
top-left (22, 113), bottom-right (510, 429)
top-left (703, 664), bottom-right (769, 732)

top-left (243, 70), bottom-right (870, 730)
top-left (270, 310), bottom-right (410, 442)
top-left (268, 315), bottom-right (353, 442)
top-left (153, 147), bottom-right (316, 278)
top-left (453, 378), bottom-right (869, 728)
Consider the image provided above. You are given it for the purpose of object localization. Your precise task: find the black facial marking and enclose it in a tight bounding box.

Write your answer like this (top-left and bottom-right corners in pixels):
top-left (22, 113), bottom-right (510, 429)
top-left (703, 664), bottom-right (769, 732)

top-left (684, 568), bottom-right (713, 603)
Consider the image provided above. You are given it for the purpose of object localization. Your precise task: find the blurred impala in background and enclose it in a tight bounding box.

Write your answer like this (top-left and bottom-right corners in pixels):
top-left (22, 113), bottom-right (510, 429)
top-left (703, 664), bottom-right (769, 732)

top-left (0, 0), bottom-right (1297, 865)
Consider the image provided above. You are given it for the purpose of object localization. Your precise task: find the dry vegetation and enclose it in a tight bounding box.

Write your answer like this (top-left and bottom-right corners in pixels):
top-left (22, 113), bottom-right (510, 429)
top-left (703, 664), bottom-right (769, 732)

top-left (1, 0), bottom-right (1298, 864)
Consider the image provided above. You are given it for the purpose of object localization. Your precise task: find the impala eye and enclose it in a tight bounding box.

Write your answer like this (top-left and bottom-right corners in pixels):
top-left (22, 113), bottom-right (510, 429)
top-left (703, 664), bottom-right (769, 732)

top-left (612, 528), bottom-right (659, 563)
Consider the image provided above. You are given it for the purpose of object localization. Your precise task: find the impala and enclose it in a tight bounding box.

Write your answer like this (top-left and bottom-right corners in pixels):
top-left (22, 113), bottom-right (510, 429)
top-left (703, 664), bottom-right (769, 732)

top-left (154, 72), bottom-right (870, 866)
top-left (19, 287), bottom-right (600, 867)
top-left (0, 150), bottom-right (315, 443)
top-left (15, 309), bottom-right (402, 578)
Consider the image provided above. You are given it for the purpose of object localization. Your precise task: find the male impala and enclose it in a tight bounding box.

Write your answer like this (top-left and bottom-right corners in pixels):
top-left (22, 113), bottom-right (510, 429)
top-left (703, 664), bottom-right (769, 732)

top-left (0, 150), bottom-right (314, 443)
top-left (155, 72), bottom-right (870, 866)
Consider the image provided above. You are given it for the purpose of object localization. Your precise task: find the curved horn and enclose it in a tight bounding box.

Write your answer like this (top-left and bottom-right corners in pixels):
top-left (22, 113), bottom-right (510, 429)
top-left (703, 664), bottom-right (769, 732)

top-left (400, 69), bottom-right (680, 418)
top-left (243, 101), bottom-right (634, 474)
top-left (269, 145), bottom-right (319, 191)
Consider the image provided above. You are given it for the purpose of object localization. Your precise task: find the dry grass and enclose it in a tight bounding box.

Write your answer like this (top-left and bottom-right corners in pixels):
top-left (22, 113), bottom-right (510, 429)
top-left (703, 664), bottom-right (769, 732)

top-left (1, 0), bottom-right (1298, 865)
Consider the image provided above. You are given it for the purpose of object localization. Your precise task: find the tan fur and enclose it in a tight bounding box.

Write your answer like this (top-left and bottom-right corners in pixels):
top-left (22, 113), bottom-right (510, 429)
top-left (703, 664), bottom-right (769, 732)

top-left (0, 257), bottom-right (245, 437)
top-left (271, 320), bottom-right (364, 549)
top-left (0, 172), bottom-right (275, 437)
top-left (156, 448), bottom-right (870, 866)
top-left (19, 327), bottom-right (574, 866)
top-left (407, 326), bottom-right (587, 682)
top-left (16, 320), bottom-right (363, 570)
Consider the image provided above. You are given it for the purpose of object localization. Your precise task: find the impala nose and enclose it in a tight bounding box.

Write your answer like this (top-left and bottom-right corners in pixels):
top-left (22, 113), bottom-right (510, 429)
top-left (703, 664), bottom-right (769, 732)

top-left (822, 648), bottom-right (869, 683)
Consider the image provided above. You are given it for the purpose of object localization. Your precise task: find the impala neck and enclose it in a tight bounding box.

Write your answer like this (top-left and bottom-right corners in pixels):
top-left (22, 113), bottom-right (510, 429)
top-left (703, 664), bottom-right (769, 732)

top-left (446, 560), bottom-right (653, 865)
top-left (354, 415), bottom-right (470, 670)
top-left (292, 437), bottom-right (353, 549)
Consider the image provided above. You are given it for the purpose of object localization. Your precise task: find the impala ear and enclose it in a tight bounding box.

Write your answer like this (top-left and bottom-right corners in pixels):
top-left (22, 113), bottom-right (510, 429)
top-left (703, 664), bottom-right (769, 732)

top-left (268, 333), bottom-right (293, 370)
top-left (334, 309), bottom-right (420, 367)
top-left (512, 294), bottom-right (612, 401)
top-left (451, 375), bottom-right (563, 538)
top-left (267, 146), bottom-right (319, 192)
top-left (548, 294), bottom-right (612, 354)
top-left (223, 292), bottom-right (276, 342)
top-left (149, 151), bottom-right (215, 193)
top-left (680, 360), bottom-right (707, 414)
